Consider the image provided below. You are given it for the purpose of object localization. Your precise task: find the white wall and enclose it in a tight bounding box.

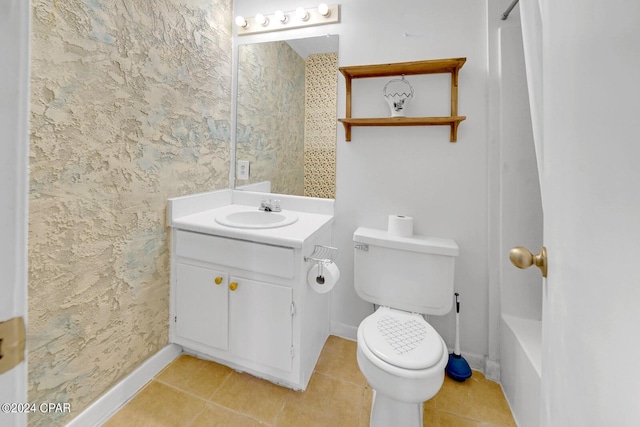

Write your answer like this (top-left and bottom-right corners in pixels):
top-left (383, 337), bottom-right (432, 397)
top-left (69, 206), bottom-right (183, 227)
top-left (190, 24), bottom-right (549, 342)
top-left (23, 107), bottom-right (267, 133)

top-left (234, 0), bottom-right (491, 365)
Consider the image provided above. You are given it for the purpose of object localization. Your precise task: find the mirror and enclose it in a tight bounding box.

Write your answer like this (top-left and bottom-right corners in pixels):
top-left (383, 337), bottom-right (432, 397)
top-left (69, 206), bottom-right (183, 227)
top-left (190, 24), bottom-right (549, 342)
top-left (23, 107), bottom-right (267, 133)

top-left (234, 35), bottom-right (338, 198)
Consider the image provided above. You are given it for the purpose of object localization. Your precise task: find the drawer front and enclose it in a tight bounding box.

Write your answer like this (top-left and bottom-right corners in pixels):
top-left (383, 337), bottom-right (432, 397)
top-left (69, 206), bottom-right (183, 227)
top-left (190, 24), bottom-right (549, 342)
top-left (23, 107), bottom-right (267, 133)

top-left (175, 230), bottom-right (295, 279)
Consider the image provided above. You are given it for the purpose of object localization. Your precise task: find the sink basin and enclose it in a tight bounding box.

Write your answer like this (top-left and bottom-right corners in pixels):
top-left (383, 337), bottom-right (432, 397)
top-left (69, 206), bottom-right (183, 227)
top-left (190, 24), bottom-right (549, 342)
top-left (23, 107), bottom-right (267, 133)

top-left (215, 210), bottom-right (299, 229)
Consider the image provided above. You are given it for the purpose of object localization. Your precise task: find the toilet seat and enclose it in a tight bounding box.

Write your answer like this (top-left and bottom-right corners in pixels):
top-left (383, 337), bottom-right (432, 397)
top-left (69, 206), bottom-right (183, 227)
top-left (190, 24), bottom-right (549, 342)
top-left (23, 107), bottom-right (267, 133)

top-left (361, 306), bottom-right (445, 370)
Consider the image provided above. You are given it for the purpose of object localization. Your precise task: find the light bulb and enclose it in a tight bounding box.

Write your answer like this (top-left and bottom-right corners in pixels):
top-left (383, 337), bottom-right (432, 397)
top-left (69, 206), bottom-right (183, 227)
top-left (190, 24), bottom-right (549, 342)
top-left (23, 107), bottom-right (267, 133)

top-left (274, 9), bottom-right (288, 23)
top-left (235, 16), bottom-right (248, 28)
top-left (255, 13), bottom-right (268, 26)
top-left (296, 7), bottom-right (309, 21)
top-left (318, 3), bottom-right (330, 17)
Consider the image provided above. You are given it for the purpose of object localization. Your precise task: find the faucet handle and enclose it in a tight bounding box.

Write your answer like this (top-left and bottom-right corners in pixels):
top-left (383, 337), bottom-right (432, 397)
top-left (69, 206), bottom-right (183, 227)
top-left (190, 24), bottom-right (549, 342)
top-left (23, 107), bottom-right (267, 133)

top-left (272, 199), bottom-right (281, 211)
top-left (259, 198), bottom-right (273, 211)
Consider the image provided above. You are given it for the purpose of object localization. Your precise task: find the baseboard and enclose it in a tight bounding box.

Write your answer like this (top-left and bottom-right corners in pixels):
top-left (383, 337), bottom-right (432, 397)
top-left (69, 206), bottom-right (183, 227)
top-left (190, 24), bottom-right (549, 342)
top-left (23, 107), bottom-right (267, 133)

top-left (66, 344), bottom-right (182, 427)
top-left (457, 351), bottom-right (485, 373)
top-left (484, 356), bottom-right (501, 382)
top-left (330, 321), bottom-right (358, 341)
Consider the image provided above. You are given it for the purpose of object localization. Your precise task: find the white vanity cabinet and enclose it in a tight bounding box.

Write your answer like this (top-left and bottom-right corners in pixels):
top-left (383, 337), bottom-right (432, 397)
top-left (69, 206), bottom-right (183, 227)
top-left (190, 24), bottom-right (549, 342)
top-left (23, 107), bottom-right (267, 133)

top-left (170, 222), bottom-right (332, 390)
top-left (175, 263), bottom-right (294, 372)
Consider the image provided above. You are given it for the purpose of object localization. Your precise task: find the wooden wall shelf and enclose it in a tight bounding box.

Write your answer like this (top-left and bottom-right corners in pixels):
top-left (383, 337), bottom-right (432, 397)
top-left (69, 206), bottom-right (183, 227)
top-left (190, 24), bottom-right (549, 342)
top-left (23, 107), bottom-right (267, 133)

top-left (338, 58), bottom-right (466, 142)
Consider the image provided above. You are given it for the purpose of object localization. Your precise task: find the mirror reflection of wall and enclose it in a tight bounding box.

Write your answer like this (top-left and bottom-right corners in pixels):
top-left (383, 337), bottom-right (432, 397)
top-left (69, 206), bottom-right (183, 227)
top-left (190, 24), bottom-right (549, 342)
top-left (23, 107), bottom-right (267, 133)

top-left (235, 35), bottom-right (338, 198)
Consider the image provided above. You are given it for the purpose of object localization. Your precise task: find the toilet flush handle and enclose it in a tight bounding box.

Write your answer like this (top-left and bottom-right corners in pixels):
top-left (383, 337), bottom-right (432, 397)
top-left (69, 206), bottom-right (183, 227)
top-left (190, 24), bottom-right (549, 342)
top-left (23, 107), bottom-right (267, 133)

top-left (509, 246), bottom-right (547, 278)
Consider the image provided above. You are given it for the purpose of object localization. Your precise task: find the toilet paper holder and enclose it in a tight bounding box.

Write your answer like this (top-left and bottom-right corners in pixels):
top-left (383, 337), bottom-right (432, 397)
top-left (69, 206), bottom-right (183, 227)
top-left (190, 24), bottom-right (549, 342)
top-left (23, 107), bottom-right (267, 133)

top-left (304, 245), bottom-right (339, 284)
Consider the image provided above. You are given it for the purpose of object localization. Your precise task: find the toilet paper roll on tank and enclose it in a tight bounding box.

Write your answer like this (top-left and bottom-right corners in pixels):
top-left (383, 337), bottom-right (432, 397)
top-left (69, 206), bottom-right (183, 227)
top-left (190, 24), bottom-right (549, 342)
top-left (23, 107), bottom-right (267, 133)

top-left (388, 214), bottom-right (414, 237)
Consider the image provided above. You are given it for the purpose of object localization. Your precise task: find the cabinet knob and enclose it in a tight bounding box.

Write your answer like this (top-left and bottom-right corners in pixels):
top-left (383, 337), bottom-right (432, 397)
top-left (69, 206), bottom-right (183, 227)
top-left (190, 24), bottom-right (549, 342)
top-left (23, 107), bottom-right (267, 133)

top-left (229, 282), bottom-right (238, 291)
top-left (214, 277), bottom-right (223, 285)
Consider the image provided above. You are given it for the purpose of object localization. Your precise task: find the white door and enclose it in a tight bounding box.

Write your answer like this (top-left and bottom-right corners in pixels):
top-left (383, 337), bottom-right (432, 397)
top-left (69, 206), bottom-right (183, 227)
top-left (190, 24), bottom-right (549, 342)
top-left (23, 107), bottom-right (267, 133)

top-left (0, 1), bottom-right (30, 426)
top-left (540, 0), bottom-right (640, 424)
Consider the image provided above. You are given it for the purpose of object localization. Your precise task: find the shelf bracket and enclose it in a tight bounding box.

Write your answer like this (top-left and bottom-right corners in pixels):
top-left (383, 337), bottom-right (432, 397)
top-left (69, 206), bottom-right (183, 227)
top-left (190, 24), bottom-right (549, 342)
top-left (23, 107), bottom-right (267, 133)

top-left (342, 122), bottom-right (352, 142)
top-left (450, 122), bottom-right (459, 143)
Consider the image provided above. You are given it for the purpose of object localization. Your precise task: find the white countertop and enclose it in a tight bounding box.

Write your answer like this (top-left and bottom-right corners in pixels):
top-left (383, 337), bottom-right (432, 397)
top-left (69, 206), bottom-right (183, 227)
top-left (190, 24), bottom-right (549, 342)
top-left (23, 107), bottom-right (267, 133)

top-left (171, 203), bottom-right (334, 248)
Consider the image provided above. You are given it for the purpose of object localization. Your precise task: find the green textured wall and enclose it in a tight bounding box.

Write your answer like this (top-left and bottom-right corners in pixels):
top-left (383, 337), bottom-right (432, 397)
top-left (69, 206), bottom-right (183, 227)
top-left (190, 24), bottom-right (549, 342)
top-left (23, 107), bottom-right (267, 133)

top-left (28, 1), bottom-right (232, 425)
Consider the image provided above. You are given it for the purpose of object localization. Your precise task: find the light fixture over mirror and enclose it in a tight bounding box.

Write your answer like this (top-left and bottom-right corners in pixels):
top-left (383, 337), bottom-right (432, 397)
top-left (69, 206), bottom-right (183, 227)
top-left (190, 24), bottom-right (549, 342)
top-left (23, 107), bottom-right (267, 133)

top-left (235, 4), bottom-right (340, 36)
top-left (234, 35), bottom-right (339, 199)
top-left (296, 7), bottom-right (310, 21)
top-left (255, 13), bottom-right (268, 26)
top-left (318, 3), bottom-right (331, 17)
top-left (235, 15), bottom-right (248, 28)
top-left (274, 10), bottom-right (288, 23)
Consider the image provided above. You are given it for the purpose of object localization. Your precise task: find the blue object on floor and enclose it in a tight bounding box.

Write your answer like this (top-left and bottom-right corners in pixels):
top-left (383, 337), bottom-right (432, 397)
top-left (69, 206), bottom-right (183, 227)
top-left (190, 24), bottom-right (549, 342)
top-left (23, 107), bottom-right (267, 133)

top-left (445, 292), bottom-right (472, 382)
top-left (446, 353), bottom-right (472, 381)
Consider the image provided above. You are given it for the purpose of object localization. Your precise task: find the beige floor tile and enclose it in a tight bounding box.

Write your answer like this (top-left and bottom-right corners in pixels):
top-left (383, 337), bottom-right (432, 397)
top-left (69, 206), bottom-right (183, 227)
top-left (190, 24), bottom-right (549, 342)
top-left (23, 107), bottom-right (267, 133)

top-left (155, 354), bottom-right (233, 399)
top-left (425, 391), bottom-right (438, 409)
top-left (191, 403), bottom-right (264, 427)
top-left (423, 405), bottom-right (441, 426)
top-left (210, 370), bottom-right (294, 424)
top-left (276, 372), bottom-right (365, 427)
top-left (358, 387), bottom-right (373, 427)
top-left (439, 411), bottom-right (489, 427)
top-left (315, 335), bottom-right (367, 386)
top-left (103, 380), bottom-right (205, 427)
top-left (106, 337), bottom-right (517, 427)
top-left (435, 371), bottom-right (516, 427)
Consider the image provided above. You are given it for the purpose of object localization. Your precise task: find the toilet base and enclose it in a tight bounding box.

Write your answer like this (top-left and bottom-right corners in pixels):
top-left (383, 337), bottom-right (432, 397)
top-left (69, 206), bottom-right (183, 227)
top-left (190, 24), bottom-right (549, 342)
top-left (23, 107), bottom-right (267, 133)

top-left (369, 390), bottom-right (424, 427)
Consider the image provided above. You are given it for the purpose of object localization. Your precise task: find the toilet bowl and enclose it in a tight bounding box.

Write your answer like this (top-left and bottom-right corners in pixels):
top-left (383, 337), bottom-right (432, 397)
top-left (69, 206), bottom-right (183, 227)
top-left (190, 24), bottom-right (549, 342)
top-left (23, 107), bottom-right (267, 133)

top-left (356, 306), bottom-right (448, 427)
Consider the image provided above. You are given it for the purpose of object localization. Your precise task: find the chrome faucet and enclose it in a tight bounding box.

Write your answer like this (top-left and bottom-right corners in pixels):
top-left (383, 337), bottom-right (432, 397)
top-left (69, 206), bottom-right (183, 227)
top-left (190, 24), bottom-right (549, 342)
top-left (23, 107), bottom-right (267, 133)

top-left (259, 198), bottom-right (281, 212)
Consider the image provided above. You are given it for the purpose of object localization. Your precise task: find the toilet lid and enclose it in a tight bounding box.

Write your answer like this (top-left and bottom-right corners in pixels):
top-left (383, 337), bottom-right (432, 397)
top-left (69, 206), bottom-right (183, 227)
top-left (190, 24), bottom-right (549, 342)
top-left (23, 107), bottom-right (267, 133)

top-left (361, 307), bottom-right (444, 370)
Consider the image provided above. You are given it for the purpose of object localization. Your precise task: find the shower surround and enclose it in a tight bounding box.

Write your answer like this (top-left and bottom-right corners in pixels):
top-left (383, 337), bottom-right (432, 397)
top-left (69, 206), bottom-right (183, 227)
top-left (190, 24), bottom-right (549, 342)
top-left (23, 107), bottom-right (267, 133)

top-left (28, 1), bottom-right (233, 425)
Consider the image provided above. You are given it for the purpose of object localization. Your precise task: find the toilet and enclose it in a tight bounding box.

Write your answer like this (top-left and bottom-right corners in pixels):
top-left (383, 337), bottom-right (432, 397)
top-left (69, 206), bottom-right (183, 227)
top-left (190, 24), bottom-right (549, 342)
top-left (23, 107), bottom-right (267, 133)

top-left (353, 227), bottom-right (459, 427)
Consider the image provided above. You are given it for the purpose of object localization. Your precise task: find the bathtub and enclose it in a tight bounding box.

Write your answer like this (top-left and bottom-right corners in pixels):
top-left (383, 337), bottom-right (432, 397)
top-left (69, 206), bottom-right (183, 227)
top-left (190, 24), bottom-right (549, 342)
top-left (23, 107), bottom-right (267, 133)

top-left (500, 314), bottom-right (541, 427)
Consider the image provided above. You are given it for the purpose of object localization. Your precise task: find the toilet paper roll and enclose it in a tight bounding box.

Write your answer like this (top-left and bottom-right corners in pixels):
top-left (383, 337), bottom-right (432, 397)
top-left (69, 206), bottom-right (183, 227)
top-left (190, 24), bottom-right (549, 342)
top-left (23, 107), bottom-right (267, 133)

top-left (307, 263), bottom-right (340, 294)
top-left (388, 214), bottom-right (414, 237)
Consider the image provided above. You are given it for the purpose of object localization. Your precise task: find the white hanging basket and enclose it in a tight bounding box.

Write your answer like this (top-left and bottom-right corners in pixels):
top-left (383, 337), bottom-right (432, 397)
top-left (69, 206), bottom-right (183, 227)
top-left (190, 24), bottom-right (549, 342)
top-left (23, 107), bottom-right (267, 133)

top-left (383, 75), bottom-right (414, 117)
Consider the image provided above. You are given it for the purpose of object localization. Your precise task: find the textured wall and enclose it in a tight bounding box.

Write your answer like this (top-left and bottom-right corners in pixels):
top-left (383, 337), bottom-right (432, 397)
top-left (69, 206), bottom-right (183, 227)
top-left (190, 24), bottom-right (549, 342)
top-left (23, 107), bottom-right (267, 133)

top-left (28, 0), bottom-right (232, 425)
top-left (236, 41), bottom-right (305, 195)
top-left (304, 53), bottom-right (337, 199)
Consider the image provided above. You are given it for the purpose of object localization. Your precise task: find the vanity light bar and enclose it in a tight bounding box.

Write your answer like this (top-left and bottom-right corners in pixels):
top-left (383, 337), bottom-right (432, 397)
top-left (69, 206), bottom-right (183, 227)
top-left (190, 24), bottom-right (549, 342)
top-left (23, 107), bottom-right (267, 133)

top-left (235, 4), bottom-right (340, 36)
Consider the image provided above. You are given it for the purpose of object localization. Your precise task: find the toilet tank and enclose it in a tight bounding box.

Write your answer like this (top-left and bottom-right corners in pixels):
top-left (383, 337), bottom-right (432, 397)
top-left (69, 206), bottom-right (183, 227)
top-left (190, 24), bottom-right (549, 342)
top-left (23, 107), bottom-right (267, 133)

top-left (353, 227), bottom-right (459, 315)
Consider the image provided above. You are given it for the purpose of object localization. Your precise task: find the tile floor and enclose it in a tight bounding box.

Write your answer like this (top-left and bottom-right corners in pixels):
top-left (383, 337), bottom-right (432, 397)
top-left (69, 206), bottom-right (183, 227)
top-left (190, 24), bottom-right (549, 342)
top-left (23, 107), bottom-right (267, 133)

top-left (104, 336), bottom-right (516, 427)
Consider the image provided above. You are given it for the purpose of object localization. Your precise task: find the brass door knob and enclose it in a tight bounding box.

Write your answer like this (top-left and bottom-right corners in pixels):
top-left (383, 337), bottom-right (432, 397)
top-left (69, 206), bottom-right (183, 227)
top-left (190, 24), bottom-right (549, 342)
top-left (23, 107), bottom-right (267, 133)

top-left (214, 277), bottom-right (223, 285)
top-left (509, 246), bottom-right (548, 278)
top-left (229, 282), bottom-right (238, 291)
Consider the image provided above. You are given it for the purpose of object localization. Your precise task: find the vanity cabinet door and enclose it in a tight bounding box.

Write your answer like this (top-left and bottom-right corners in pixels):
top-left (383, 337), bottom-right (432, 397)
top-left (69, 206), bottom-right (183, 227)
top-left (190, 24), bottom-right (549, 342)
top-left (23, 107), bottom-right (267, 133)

top-left (176, 263), bottom-right (229, 350)
top-left (229, 277), bottom-right (293, 372)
